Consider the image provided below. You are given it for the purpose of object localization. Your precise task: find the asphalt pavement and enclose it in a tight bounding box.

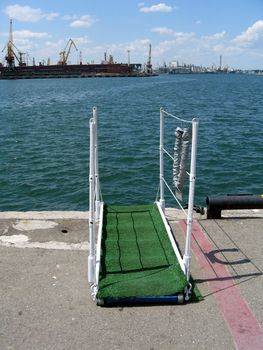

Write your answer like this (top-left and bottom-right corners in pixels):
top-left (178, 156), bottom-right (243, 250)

top-left (0, 209), bottom-right (262, 350)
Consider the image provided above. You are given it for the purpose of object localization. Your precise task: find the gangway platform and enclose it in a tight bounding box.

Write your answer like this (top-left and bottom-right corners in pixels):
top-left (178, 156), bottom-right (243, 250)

top-left (88, 107), bottom-right (200, 305)
top-left (97, 204), bottom-right (188, 300)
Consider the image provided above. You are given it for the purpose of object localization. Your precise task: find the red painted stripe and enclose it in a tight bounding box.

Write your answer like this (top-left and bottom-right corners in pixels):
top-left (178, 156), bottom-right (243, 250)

top-left (180, 220), bottom-right (263, 350)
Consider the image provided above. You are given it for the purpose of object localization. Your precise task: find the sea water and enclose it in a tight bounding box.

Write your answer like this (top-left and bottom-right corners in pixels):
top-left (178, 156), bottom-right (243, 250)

top-left (0, 74), bottom-right (262, 210)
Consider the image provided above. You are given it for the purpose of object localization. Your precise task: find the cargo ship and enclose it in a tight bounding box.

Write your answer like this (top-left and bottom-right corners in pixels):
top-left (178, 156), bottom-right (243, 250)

top-left (0, 62), bottom-right (151, 79)
top-left (0, 20), bottom-right (154, 80)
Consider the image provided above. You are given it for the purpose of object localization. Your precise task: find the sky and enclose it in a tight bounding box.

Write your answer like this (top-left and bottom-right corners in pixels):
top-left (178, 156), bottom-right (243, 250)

top-left (1, 0), bottom-right (263, 69)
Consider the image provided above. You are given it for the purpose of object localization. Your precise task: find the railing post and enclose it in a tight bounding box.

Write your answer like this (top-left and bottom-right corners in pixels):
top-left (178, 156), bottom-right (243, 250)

top-left (88, 118), bottom-right (96, 284)
top-left (183, 118), bottom-right (198, 284)
top-left (93, 106), bottom-right (100, 221)
top-left (159, 108), bottom-right (165, 212)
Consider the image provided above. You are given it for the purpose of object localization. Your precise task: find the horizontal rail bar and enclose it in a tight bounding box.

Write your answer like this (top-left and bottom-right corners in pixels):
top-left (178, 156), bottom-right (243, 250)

top-left (162, 177), bottom-right (187, 217)
top-left (163, 147), bottom-right (174, 161)
top-left (162, 109), bottom-right (193, 124)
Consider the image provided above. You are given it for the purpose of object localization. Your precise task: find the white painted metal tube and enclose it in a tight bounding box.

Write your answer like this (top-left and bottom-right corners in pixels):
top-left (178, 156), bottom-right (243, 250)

top-left (95, 202), bottom-right (104, 286)
top-left (183, 118), bottom-right (199, 282)
top-left (159, 108), bottom-right (165, 212)
top-left (88, 118), bottom-right (96, 284)
top-left (93, 106), bottom-right (100, 221)
top-left (156, 201), bottom-right (185, 273)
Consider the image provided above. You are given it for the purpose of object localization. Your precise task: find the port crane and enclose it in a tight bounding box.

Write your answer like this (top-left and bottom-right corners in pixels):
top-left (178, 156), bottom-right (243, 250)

top-left (146, 43), bottom-right (152, 74)
top-left (2, 19), bottom-right (25, 67)
top-left (58, 39), bottom-right (78, 65)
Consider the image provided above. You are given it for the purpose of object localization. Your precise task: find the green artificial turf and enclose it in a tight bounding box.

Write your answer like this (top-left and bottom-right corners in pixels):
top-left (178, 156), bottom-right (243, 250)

top-left (97, 204), bottom-right (191, 299)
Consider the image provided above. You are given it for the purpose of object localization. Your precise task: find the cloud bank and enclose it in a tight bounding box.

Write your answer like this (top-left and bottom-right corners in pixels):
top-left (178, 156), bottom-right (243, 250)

top-left (4, 4), bottom-right (59, 22)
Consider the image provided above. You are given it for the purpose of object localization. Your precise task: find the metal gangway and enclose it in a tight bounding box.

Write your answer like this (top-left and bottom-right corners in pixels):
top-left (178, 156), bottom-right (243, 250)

top-left (88, 107), bottom-right (199, 305)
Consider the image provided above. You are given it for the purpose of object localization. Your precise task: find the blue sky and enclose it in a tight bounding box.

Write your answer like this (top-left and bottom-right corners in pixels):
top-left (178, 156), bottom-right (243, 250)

top-left (1, 1), bottom-right (263, 69)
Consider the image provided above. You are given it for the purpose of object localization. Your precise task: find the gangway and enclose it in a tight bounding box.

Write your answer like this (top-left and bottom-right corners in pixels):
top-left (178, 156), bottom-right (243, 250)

top-left (88, 107), bottom-right (199, 305)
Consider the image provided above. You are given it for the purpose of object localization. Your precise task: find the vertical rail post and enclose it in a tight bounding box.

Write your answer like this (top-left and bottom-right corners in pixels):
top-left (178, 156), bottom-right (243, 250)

top-left (93, 106), bottom-right (100, 221)
top-left (183, 118), bottom-right (198, 284)
top-left (159, 108), bottom-right (165, 211)
top-left (88, 118), bottom-right (96, 284)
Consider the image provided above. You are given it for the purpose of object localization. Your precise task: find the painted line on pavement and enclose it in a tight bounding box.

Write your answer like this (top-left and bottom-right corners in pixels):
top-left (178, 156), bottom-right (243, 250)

top-left (0, 234), bottom-right (88, 251)
top-left (180, 220), bottom-right (263, 350)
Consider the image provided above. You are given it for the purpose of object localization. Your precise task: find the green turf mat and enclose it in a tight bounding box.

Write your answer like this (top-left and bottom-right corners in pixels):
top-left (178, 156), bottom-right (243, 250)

top-left (190, 280), bottom-right (203, 302)
top-left (97, 204), bottom-right (190, 299)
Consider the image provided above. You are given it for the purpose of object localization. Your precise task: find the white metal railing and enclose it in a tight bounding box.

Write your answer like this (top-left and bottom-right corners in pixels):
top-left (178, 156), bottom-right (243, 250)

top-left (158, 107), bottom-right (199, 287)
top-left (88, 107), bottom-right (102, 289)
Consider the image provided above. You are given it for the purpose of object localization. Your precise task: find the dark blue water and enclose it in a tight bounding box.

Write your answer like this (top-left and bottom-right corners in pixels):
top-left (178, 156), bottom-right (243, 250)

top-left (0, 74), bottom-right (262, 210)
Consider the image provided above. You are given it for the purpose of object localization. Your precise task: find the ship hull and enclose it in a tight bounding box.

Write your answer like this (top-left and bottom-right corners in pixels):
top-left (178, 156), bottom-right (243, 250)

top-left (0, 63), bottom-right (154, 79)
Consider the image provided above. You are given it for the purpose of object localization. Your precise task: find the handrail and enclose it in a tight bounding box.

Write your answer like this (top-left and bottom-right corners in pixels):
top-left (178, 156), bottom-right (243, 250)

top-left (88, 107), bottom-right (102, 287)
top-left (88, 117), bottom-right (96, 284)
top-left (159, 107), bottom-right (199, 285)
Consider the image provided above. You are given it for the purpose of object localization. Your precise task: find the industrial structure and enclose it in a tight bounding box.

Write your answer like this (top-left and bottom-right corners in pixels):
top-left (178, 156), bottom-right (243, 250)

top-left (58, 39), bottom-right (78, 65)
top-left (145, 43), bottom-right (152, 74)
top-left (0, 19), bottom-right (155, 79)
top-left (1, 19), bottom-right (26, 68)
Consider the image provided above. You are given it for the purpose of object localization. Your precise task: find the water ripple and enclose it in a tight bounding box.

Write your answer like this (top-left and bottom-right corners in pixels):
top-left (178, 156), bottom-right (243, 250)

top-left (0, 75), bottom-right (262, 210)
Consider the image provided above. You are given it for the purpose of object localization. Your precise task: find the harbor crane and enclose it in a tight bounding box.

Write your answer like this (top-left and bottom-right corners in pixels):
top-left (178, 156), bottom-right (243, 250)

top-left (2, 19), bottom-right (25, 67)
top-left (58, 39), bottom-right (78, 65)
top-left (144, 43), bottom-right (152, 74)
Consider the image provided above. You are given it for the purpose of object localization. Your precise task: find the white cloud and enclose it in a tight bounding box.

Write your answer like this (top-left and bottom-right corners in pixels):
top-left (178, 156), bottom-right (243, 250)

top-left (82, 39), bottom-right (151, 63)
top-left (125, 39), bottom-right (151, 52)
top-left (202, 31), bottom-right (226, 41)
top-left (173, 32), bottom-right (195, 41)
top-left (152, 27), bottom-right (195, 43)
top-left (103, 39), bottom-right (150, 55)
top-left (213, 44), bottom-right (243, 55)
top-left (212, 31), bottom-right (226, 39)
top-left (70, 15), bottom-right (98, 28)
top-left (149, 21), bottom-right (262, 68)
top-left (72, 36), bottom-right (92, 45)
top-left (61, 15), bottom-right (78, 21)
top-left (153, 39), bottom-right (177, 56)
top-left (212, 44), bottom-right (225, 53)
top-left (139, 3), bottom-right (174, 13)
top-left (4, 5), bottom-right (59, 22)
top-left (45, 12), bottom-right (59, 21)
top-left (200, 31), bottom-right (226, 46)
top-left (13, 30), bottom-right (49, 39)
top-left (152, 31), bottom-right (223, 64)
top-left (151, 27), bottom-right (174, 35)
top-left (233, 20), bottom-right (263, 47)
top-left (44, 40), bottom-right (64, 50)
top-left (1, 29), bottom-right (49, 57)
top-left (31, 40), bottom-right (65, 64)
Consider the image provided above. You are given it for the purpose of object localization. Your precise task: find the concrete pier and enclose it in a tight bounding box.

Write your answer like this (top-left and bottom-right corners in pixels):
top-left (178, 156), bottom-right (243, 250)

top-left (0, 209), bottom-right (262, 349)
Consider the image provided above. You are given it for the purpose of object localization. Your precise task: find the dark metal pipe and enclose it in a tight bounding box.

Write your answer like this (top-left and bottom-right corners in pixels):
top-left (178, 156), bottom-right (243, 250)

top-left (101, 294), bottom-right (185, 306)
top-left (206, 194), bottom-right (263, 219)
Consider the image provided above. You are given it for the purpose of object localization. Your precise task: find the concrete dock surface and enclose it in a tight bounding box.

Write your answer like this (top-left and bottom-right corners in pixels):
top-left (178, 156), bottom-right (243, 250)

top-left (0, 209), bottom-right (262, 350)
